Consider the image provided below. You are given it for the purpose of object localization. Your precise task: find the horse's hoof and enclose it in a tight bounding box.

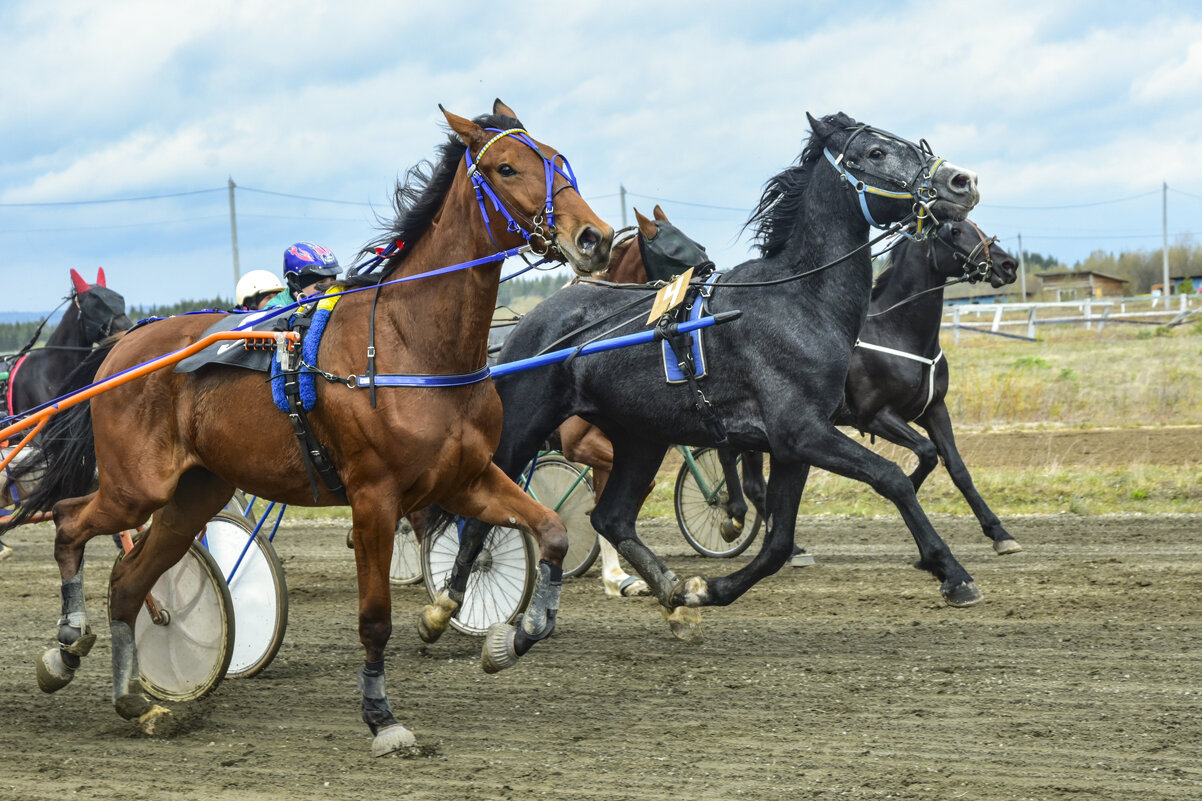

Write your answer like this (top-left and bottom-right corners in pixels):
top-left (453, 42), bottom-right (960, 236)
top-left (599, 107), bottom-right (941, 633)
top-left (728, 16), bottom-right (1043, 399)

top-left (669, 575), bottom-right (709, 607)
top-left (993, 538), bottom-right (1023, 555)
top-left (417, 594), bottom-right (458, 644)
top-left (617, 576), bottom-right (651, 597)
top-left (371, 723), bottom-right (418, 757)
top-left (789, 551), bottom-right (816, 568)
top-left (36, 648), bottom-right (76, 694)
top-left (481, 623), bottom-right (519, 674)
top-left (943, 581), bottom-right (984, 607)
top-left (719, 517), bottom-right (744, 543)
top-left (660, 606), bottom-right (705, 644)
top-left (114, 692), bottom-right (156, 721)
top-left (138, 705), bottom-right (173, 735)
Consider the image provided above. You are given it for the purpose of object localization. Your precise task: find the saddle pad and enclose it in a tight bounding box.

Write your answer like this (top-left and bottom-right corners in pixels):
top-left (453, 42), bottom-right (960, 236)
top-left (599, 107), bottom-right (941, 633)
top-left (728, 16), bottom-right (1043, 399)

top-left (174, 311), bottom-right (278, 374)
top-left (660, 275), bottom-right (720, 384)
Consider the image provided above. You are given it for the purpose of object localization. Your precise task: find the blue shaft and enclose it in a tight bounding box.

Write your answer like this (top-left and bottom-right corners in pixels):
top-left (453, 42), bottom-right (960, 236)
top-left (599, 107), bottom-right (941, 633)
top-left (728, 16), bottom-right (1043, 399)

top-left (490, 313), bottom-right (735, 379)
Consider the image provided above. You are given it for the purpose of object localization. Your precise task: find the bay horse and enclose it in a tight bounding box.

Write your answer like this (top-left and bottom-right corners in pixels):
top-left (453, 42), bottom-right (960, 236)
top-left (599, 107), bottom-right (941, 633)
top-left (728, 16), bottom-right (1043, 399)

top-left (426, 112), bottom-right (982, 671)
top-left (19, 100), bottom-right (613, 756)
top-left (2, 269), bottom-right (131, 417)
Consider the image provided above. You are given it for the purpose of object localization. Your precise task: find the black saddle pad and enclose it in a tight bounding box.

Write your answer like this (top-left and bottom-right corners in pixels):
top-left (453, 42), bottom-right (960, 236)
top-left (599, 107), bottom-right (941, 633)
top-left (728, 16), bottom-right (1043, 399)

top-left (174, 311), bottom-right (280, 374)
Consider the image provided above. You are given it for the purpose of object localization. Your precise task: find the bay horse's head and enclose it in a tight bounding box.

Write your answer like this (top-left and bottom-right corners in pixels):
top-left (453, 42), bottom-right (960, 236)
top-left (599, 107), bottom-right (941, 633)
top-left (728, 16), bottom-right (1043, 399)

top-left (808, 112), bottom-right (979, 236)
top-left (930, 220), bottom-right (1018, 289)
top-left (442, 100), bottom-right (613, 276)
top-left (69, 268), bottom-right (133, 344)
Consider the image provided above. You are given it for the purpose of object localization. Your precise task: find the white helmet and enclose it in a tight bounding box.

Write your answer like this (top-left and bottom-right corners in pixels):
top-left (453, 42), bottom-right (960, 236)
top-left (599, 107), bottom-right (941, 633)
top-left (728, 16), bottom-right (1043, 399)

top-left (235, 270), bottom-right (285, 308)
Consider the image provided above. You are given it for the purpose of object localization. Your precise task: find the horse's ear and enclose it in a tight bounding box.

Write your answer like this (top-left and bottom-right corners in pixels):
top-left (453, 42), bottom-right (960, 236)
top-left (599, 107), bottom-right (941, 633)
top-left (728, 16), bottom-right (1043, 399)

top-left (492, 98), bottom-right (518, 121)
top-left (96, 267), bottom-right (107, 287)
top-left (652, 205), bottom-right (669, 223)
top-left (69, 268), bottom-right (90, 295)
top-left (440, 105), bottom-right (486, 148)
top-left (807, 111), bottom-right (834, 141)
top-left (634, 208), bottom-right (657, 240)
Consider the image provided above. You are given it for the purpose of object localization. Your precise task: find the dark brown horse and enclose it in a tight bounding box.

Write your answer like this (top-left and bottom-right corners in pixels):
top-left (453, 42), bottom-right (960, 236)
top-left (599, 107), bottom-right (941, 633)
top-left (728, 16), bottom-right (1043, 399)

top-left (23, 100), bottom-right (613, 755)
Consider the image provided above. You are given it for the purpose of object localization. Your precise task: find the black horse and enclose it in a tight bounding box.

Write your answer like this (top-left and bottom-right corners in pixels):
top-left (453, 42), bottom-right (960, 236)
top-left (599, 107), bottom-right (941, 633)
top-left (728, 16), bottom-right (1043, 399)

top-left (422, 112), bottom-right (983, 670)
top-left (735, 220), bottom-right (1021, 557)
top-left (2, 269), bottom-right (131, 416)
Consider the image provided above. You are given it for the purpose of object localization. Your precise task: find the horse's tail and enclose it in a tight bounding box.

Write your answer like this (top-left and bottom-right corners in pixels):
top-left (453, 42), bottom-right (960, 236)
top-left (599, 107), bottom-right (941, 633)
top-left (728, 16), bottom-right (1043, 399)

top-left (4, 400), bottom-right (96, 526)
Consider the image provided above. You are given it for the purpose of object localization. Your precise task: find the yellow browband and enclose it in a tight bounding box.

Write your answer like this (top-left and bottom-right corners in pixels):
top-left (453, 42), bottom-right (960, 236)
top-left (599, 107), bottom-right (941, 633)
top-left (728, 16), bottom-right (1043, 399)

top-left (466, 128), bottom-right (530, 176)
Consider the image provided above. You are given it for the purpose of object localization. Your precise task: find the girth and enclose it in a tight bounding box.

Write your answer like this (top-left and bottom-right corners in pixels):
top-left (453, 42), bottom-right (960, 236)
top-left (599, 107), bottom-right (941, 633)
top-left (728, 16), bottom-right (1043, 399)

top-left (274, 311), bottom-right (348, 504)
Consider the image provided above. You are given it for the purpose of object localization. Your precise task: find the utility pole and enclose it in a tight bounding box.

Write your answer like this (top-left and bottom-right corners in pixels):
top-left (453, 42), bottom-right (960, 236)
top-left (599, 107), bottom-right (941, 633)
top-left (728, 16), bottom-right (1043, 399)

top-left (619, 184), bottom-right (627, 228)
top-left (1017, 233), bottom-right (1027, 301)
top-left (229, 177), bottom-right (241, 287)
top-left (1162, 181), bottom-right (1170, 298)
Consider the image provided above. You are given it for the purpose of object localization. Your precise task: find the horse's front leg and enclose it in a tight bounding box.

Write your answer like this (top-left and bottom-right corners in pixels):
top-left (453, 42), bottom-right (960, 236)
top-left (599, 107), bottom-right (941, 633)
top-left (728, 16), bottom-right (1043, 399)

top-left (348, 499), bottom-right (417, 757)
top-left (439, 464), bottom-right (569, 674)
top-left (919, 401), bottom-right (1021, 555)
top-left (716, 448), bottom-right (749, 541)
top-left (670, 457), bottom-right (810, 608)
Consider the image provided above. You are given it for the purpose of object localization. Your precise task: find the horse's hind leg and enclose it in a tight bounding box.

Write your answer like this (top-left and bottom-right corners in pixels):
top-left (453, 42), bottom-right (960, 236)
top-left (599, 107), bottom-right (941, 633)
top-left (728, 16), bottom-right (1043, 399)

top-left (37, 491), bottom-right (155, 695)
top-left (106, 469), bottom-right (232, 724)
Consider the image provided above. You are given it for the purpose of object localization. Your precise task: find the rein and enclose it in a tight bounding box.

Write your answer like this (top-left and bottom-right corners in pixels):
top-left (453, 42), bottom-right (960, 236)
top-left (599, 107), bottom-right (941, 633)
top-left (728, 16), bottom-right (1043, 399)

top-left (866, 221), bottom-right (999, 319)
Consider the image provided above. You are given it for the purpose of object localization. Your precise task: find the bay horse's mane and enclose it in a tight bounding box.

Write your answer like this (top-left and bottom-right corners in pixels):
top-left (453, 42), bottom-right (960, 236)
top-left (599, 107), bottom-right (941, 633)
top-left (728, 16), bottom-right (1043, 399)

top-left (745, 111), bottom-right (858, 261)
top-left (350, 110), bottom-right (523, 286)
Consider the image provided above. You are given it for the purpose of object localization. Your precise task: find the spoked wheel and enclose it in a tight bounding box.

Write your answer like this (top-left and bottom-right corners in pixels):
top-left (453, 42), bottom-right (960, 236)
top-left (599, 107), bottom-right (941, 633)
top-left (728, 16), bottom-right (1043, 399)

top-left (422, 520), bottom-right (537, 637)
top-left (526, 457), bottom-right (599, 579)
top-left (674, 447), bottom-right (762, 558)
top-left (123, 538), bottom-right (235, 702)
top-left (198, 512), bottom-right (288, 679)
top-left (390, 517), bottom-right (424, 585)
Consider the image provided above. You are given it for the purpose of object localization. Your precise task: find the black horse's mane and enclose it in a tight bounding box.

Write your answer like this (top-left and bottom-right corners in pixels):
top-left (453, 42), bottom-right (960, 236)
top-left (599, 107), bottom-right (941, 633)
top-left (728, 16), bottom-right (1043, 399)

top-left (349, 111), bottom-right (523, 286)
top-left (745, 112), bottom-right (858, 261)
top-left (870, 236), bottom-right (919, 300)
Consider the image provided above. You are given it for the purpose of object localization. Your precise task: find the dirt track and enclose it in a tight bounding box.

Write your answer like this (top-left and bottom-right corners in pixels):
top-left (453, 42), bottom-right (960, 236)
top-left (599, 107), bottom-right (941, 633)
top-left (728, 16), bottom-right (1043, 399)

top-left (2, 509), bottom-right (1201, 800)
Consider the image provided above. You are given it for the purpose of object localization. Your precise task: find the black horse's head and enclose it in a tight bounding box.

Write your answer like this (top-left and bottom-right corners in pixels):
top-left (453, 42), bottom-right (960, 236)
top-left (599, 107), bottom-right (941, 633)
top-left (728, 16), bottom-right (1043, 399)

top-left (635, 206), bottom-right (711, 283)
top-left (70, 268), bottom-right (132, 344)
top-left (930, 220), bottom-right (1018, 288)
top-left (807, 112), bottom-right (979, 231)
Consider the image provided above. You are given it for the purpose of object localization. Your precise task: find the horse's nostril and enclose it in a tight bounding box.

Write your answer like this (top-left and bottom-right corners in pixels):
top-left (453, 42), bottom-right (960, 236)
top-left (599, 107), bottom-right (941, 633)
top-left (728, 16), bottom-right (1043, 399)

top-left (577, 228), bottom-right (599, 253)
top-left (952, 174), bottom-right (969, 190)
top-left (1002, 260), bottom-right (1016, 273)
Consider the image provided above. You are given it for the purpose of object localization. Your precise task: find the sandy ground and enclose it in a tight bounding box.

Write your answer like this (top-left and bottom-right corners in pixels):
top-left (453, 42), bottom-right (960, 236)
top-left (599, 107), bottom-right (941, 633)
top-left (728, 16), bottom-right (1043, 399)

top-left (2, 504), bottom-right (1201, 800)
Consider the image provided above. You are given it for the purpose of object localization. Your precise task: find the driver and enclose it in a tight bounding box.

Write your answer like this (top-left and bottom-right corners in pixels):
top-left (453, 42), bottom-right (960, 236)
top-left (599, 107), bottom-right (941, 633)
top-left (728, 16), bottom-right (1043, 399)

top-left (234, 270), bottom-right (286, 311)
top-left (264, 242), bottom-right (342, 309)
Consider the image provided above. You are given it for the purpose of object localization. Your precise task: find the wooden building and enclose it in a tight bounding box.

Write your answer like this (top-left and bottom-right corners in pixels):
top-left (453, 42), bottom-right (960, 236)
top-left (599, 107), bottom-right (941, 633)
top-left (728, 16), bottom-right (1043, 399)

top-left (1036, 270), bottom-right (1128, 300)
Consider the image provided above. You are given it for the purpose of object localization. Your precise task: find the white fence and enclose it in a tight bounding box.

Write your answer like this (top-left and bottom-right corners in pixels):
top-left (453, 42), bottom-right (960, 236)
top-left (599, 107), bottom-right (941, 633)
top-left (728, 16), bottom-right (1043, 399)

top-left (941, 294), bottom-right (1200, 342)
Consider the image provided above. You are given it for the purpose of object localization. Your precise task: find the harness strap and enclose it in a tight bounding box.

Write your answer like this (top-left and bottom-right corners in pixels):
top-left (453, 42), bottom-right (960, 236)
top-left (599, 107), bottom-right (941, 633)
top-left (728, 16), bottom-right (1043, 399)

top-left (351, 366), bottom-right (491, 389)
top-left (655, 309), bottom-right (727, 445)
top-left (854, 339), bottom-right (944, 419)
top-left (5, 354), bottom-right (28, 418)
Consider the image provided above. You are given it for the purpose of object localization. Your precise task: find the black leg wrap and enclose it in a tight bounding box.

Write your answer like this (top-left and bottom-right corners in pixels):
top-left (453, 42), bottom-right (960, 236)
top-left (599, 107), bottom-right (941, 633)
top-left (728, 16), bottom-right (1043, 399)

top-left (514, 561), bottom-right (561, 657)
top-left (357, 659), bottom-right (398, 736)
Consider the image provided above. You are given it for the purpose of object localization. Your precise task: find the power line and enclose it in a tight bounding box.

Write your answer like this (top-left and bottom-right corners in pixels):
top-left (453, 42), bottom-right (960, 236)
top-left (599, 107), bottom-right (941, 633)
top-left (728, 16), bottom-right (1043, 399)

top-left (976, 189), bottom-right (1161, 211)
top-left (625, 190), bottom-right (749, 212)
top-left (236, 185), bottom-right (376, 207)
top-left (0, 187), bottom-right (225, 207)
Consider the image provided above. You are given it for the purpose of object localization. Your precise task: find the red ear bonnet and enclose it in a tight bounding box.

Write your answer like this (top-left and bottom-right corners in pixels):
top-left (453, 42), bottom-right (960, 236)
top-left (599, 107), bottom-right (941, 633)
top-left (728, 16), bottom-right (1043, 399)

top-left (70, 269), bottom-right (90, 295)
top-left (96, 267), bottom-right (107, 287)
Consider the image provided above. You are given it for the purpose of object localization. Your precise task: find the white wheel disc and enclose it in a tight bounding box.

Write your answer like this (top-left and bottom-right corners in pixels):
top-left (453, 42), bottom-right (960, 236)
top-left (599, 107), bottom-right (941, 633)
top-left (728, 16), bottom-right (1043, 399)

top-left (423, 522), bottom-right (536, 636)
top-left (134, 540), bottom-right (233, 702)
top-left (199, 513), bottom-right (288, 678)
top-left (390, 518), bottom-right (424, 585)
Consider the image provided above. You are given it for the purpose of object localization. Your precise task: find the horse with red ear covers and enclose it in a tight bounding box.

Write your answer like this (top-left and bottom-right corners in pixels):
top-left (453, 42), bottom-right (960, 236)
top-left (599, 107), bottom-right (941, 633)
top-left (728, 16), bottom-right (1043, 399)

top-left (15, 100), bottom-right (612, 756)
top-left (2, 268), bottom-right (131, 417)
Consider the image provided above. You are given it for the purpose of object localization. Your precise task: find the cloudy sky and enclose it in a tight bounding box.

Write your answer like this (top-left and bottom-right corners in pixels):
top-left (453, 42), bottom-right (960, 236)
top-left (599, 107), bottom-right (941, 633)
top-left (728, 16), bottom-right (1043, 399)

top-left (3, 0), bottom-right (1202, 313)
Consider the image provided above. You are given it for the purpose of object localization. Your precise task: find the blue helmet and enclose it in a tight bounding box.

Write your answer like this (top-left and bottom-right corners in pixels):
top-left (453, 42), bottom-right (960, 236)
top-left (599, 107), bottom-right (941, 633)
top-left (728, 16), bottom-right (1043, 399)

top-left (283, 242), bottom-right (340, 293)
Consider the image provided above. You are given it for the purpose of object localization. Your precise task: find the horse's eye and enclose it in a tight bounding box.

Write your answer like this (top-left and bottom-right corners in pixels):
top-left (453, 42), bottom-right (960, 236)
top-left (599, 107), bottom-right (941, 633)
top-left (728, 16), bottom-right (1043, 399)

top-left (951, 226), bottom-right (961, 236)
top-left (497, 164), bottom-right (518, 178)
top-left (868, 148), bottom-right (885, 160)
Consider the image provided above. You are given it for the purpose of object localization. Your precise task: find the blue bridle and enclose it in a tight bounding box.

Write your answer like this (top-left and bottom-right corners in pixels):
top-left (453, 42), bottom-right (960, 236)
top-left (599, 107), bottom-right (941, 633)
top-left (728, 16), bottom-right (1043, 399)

top-left (465, 127), bottom-right (581, 257)
top-left (822, 125), bottom-right (945, 238)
